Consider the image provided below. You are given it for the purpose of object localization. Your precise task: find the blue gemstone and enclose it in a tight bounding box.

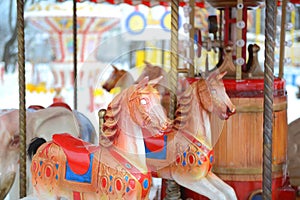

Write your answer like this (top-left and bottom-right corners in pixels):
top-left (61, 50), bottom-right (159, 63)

top-left (55, 175), bottom-right (58, 180)
top-left (109, 186), bottom-right (112, 192)
top-left (125, 163), bottom-right (131, 169)
top-left (198, 160), bottom-right (202, 165)
top-left (126, 187), bottom-right (130, 192)
top-left (55, 164), bottom-right (59, 169)
top-left (39, 161), bottom-right (43, 166)
top-left (125, 175), bottom-right (129, 182)
top-left (210, 155), bottom-right (214, 163)
top-left (182, 161), bottom-right (186, 166)
top-left (143, 179), bottom-right (149, 189)
top-left (109, 175), bottom-right (113, 180)
top-left (183, 152), bottom-right (187, 157)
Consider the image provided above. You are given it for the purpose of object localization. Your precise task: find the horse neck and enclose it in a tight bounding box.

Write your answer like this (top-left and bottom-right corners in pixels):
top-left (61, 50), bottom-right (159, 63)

top-left (111, 100), bottom-right (146, 156)
top-left (177, 88), bottom-right (212, 143)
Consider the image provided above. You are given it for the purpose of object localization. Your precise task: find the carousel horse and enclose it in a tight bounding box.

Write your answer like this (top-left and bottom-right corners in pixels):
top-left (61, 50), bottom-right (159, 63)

top-left (27, 77), bottom-right (172, 200)
top-left (102, 65), bottom-right (134, 92)
top-left (102, 61), bottom-right (168, 93)
top-left (100, 71), bottom-right (237, 199)
top-left (155, 71), bottom-right (237, 200)
top-left (0, 103), bottom-right (97, 199)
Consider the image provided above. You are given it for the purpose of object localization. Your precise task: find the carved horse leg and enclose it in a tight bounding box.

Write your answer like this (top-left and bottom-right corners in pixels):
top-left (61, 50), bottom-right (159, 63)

top-left (172, 172), bottom-right (228, 200)
top-left (205, 172), bottom-right (237, 199)
top-left (172, 172), bottom-right (236, 200)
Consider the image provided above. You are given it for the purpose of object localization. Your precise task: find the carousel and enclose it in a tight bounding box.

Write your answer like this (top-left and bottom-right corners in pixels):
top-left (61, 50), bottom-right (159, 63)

top-left (1, 0), bottom-right (300, 199)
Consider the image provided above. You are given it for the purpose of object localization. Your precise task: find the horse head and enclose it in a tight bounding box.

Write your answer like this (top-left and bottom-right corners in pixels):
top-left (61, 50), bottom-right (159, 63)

top-left (197, 71), bottom-right (235, 120)
top-left (102, 65), bottom-right (134, 92)
top-left (100, 76), bottom-right (172, 148)
top-left (128, 76), bottom-right (172, 136)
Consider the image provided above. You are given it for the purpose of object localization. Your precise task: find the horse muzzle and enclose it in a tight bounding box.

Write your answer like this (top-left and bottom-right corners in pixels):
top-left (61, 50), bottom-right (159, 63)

top-left (0, 171), bottom-right (16, 200)
top-left (227, 106), bottom-right (236, 117)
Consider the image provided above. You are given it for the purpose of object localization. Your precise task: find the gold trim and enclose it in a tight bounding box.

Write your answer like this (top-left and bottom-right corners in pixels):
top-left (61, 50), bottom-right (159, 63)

top-left (248, 189), bottom-right (262, 200)
top-left (235, 102), bottom-right (287, 113)
top-left (212, 164), bottom-right (283, 175)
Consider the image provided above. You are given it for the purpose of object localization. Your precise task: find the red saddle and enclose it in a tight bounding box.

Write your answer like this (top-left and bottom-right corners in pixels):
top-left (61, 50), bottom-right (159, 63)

top-left (53, 133), bottom-right (99, 175)
top-left (142, 128), bottom-right (166, 152)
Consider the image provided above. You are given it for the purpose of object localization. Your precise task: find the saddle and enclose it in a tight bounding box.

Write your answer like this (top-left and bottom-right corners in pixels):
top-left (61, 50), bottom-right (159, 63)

top-left (53, 133), bottom-right (99, 175)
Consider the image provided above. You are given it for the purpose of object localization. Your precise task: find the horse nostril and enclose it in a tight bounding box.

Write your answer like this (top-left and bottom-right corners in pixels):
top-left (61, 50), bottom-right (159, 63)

top-left (227, 107), bottom-right (236, 116)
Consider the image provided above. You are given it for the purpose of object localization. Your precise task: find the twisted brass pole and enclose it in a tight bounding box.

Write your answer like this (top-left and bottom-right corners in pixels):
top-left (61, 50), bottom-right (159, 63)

top-left (164, 0), bottom-right (181, 199)
top-left (263, 0), bottom-right (276, 199)
top-left (17, 0), bottom-right (26, 197)
top-left (279, 0), bottom-right (287, 78)
top-left (73, 0), bottom-right (78, 110)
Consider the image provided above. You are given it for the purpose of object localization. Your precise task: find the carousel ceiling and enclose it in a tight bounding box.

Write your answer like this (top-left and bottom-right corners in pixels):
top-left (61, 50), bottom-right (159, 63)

top-left (57, 0), bottom-right (206, 8)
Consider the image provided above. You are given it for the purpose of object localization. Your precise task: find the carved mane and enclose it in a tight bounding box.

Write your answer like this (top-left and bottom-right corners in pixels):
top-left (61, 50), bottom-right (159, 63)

top-left (173, 83), bottom-right (193, 131)
top-left (99, 87), bottom-right (132, 147)
top-left (173, 79), bottom-right (214, 131)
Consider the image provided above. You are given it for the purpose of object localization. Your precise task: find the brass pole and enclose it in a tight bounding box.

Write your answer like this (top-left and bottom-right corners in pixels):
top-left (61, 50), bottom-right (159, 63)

top-left (164, 0), bottom-right (181, 199)
top-left (263, 0), bottom-right (276, 199)
top-left (73, 0), bottom-right (78, 110)
top-left (188, 0), bottom-right (195, 77)
top-left (279, 0), bottom-right (287, 78)
top-left (17, 0), bottom-right (26, 197)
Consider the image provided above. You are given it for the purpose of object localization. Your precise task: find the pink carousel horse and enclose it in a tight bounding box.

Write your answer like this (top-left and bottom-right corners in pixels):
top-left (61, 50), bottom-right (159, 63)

top-left (154, 71), bottom-right (237, 200)
top-left (100, 71), bottom-right (237, 199)
top-left (102, 62), bottom-right (168, 93)
top-left (102, 65), bottom-right (134, 92)
top-left (27, 77), bottom-right (172, 200)
top-left (0, 103), bottom-right (96, 199)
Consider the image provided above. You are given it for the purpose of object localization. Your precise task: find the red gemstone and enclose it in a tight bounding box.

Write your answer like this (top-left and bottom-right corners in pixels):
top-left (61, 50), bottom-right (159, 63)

top-left (45, 166), bottom-right (51, 177)
top-left (115, 179), bottom-right (122, 191)
top-left (129, 179), bottom-right (135, 189)
top-left (176, 155), bottom-right (181, 164)
top-left (188, 154), bottom-right (195, 164)
top-left (101, 177), bottom-right (107, 188)
top-left (32, 161), bottom-right (37, 172)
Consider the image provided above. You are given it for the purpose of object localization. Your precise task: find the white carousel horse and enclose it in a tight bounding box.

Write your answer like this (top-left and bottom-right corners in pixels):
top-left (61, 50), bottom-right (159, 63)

top-left (159, 71), bottom-right (237, 200)
top-left (0, 103), bottom-right (97, 200)
top-left (100, 71), bottom-right (237, 199)
top-left (27, 77), bottom-right (171, 199)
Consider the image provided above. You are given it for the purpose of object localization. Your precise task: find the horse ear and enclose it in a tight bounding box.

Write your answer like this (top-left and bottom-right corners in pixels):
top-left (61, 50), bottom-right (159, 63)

top-left (144, 60), bottom-right (153, 67)
top-left (197, 79), bottom-right (213, 112)
top-left (136, 76), bottom-right (149, 89)
top-left (112, 65), bottom-right (118, 71)
top-left (216, 71), bottom-right (227, 80)
top-left (149, 76), bottom-right (163, 86)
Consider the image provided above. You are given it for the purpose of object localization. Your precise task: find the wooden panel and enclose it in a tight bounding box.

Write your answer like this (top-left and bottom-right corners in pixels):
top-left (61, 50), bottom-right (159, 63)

top-left (212, 96), bottom-right (287, 181)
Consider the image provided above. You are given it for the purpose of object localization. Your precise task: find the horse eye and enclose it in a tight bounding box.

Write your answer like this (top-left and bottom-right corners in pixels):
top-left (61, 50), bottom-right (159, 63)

top-left (140, 98), bottom-right (147, 105)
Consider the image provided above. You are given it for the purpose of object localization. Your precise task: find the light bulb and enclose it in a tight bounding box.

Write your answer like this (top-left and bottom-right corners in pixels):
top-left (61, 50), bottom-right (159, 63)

top-left (285, 40), bottom-right (293, 48)
top-left (285, 22), bottom-right (293, 31)
top-left (286, 2), bottom-right (295, 12)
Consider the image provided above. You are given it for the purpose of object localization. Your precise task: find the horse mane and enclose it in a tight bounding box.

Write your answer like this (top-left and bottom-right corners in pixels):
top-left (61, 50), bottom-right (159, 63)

top-left (173, 79), bottom-right (213, 131)
top-left (99, 86), bottom-right (134, 147)
top-left (173, 82), bottom-right (193, 130)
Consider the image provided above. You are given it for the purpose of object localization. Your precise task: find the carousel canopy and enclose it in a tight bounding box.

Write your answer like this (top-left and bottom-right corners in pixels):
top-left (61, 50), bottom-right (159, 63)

top-left (57, 0), bottom-right (206, 8)
top-left (25, 1), bottom-right (121, 62)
